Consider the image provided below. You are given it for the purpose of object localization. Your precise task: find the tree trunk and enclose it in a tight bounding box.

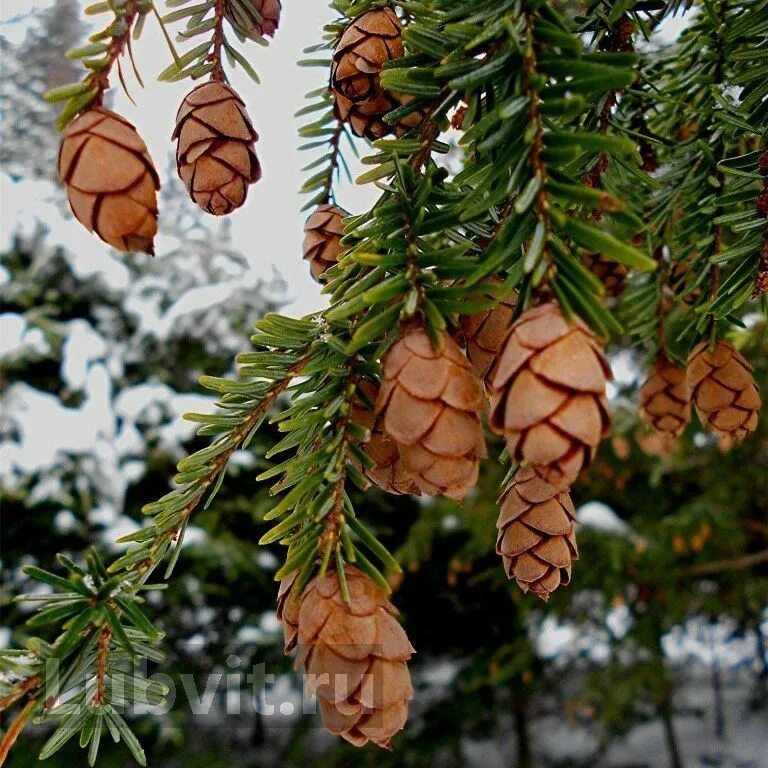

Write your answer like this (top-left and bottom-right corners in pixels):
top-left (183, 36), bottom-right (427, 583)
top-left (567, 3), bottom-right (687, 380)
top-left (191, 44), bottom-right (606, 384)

top-left (512, 689), bottom-right (532, 768)
top-left (659, 696), bottom-right (685, 768)
top-left (755, 621), bottom-right (768, 680)
top-left (710, 629), bottom-right (726, 739)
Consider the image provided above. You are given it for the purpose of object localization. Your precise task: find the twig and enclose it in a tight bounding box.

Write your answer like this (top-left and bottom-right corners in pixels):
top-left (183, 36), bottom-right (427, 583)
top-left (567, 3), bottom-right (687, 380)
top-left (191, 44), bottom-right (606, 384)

top-left (90, 0), bottom-right (141, 105)
top-left (689, 547), bottom-right (768, 576)
top-left (136, 357), bottom-right (310, 580)
top-left (92, 626), bottom-right (112, 706)
top-left (0, 697), bottom-right (38, 765)
top-left (209, 0), bottom-right (227, 81)
top-left (0, 676), bottom-right (41, 714)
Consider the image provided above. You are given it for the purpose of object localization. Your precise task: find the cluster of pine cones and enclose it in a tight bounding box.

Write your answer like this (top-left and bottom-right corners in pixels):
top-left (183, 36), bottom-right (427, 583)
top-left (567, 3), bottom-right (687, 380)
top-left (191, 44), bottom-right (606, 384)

top-left (55, 3), bottom-right (763, 751)
top-left (57, 1), bottom-right (280, 254)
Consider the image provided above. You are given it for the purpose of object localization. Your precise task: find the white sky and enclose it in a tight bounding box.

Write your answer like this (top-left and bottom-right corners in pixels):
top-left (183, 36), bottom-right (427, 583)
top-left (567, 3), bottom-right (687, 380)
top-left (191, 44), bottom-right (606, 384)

top-left (1, 0), bottom-right (381, 316)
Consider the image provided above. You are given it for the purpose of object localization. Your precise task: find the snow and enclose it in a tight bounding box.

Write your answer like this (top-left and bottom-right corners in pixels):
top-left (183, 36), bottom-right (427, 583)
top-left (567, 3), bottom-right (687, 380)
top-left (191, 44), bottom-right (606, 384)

top-left (0, 313), bottom-right (49, 359)
top-left (61, 320), bottom-right (108, 390)
top-left (577, 501), bottom-right (632, 536)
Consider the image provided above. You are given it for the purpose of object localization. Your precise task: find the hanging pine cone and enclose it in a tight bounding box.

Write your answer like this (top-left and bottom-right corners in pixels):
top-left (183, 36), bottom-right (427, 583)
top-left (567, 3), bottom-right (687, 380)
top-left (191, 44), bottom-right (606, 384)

top-left (57, 107), bottom-right (159, 255)
top-left (350, 382), bottom-right (421, 496)
top-left (292, 566), bottom-right (414, 748)
top-left (489, 303), bottom-right (612, 485)
top-left (459, 291), bottom-right (518, 386)
top-left (497, 466), bottom-right (578, 602)
top-left (581, 251), bottom-right (628, 298)
top-left (331, 8), bottom-right (420, 140)
top-left (225, 0), bottom-right (281, 38)
top-left (638, 355), bottom-right (690, 445)
top-left (376, 324), bottom-right (487, 500)
top-left (173, 81), bottom-right (261, 216)
top-left (303, 204), bottom-right (346, 282)
top-left (687, 340), bottom-right (761, 441)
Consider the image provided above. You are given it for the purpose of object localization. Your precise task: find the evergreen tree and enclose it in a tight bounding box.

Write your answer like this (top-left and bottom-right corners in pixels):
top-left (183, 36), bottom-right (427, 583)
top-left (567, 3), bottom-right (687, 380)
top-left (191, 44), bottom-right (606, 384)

top-left (1, 0), bottom-right (767, 766)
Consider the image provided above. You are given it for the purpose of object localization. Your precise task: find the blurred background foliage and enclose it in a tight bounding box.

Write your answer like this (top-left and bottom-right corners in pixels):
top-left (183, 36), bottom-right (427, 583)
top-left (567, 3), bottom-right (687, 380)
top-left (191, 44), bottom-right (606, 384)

top-left (1, 3), bottom-right (766, 767)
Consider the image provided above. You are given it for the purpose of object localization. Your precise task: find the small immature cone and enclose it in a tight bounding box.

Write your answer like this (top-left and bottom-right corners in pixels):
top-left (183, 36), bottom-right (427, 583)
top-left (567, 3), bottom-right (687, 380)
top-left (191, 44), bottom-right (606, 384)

top-left (497, 466), bottom-right (578, 602)
top-left (173, 82), bottom-right (261, 216)
top-left (376, 325), bottom-right (487, 501)
top-left (489, 303), bottom-right (612, 485)
top-left (57, 107), bottom-right (159, 254)
top-left (349, 382), bottom-right (421, 496)
top-left (638, 355), bottom-right (691, 446)
top-left (303, 204), bottom-right (346, 282)
top-left (225, 0), bottom-right (281, 38)
top-left (581, 252), bottom-right (628, 298)
top-left (291, 566), bottom-right (414, 749)
top-left (459, 291), bottom-right (518, 386)
top-left (687, 340), bottom-right (761, 441)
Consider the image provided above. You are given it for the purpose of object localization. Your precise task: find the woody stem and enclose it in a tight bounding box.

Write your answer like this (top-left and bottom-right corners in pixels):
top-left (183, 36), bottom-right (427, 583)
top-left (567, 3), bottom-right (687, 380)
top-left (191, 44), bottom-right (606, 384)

top-left (0, 697), bottom-right (38, 764)
top-left (210, 0), bottom-right (227, 81)
top-left (89, 0), bottom-right (140, 104)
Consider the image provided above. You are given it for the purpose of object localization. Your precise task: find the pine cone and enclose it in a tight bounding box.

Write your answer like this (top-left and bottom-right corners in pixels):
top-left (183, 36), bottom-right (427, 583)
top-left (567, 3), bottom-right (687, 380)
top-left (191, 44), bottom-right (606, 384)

top-left (687, 340), bottom-right (761, 441)
top-left (173, 82), bottom-right (261, 215)
top-left (376, 325), bottom-right (487, 501)
top-left (225, 0), bottom-right (280, 38)
top-left (293, 566), bottom-right (414, 748)
top-left (459, 291), bottom-right (518, 385)
top-left (333, 90), bottom-right (424, 140)
top-left (331, 8), bottom-right (419, 140)
top-left (581, 252), bottom-right (628, 298)
top-left (638, 355), bottom-right (690, 445)
top-left (303, 204), bottom-right (346, 282)
top-left (489, 303), bottom-right (612, 485)
top-left (350, 382), bottom-right (421, 496)
top-left (497, 466), bottom-right (578, 602)
top-left (57, 107), bottom-right (159, 255)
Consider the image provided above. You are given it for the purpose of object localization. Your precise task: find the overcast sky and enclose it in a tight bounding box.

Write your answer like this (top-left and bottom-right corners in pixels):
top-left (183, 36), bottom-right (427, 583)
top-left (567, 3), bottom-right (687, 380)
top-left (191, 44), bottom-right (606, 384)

top-left (1, 0), bottom-right (385, 316)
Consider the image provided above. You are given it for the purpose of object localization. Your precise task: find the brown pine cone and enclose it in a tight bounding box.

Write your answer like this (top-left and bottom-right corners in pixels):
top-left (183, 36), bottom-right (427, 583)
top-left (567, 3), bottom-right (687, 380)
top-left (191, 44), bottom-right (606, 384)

top-left (638, 355), bottom-right (690, 445)
top-left (173, 82), bottom-right (261, 216)
top-left (57, 107), bottom-right (159, 255)
top-left (687, 340), bottom-right (761, 441)
top-left (225, 0), bottom-right (281, 38)
top-left (349, 381), bottom-right (421, 496)
top-left (497, 466), bottom-right (578, 602)
top-left (459, 291), bottom-right (518, 385)
top-left (581, 251), bottom-right (628, 298)
top-left (333, 90), bottom-right (424, 140)
top-left (331, 8), bottom-right (419, 140)
top-left (489, 303), bottom-right (612, 485)
top-left (303, 204), bottom-right (346, 282)
top-left (376, 325), bottom-right (487, 501)
top-left (292, 566), bottom-right (414, 748)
